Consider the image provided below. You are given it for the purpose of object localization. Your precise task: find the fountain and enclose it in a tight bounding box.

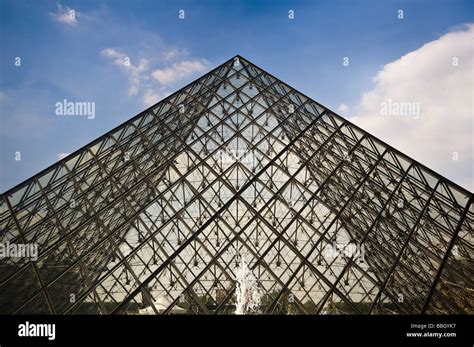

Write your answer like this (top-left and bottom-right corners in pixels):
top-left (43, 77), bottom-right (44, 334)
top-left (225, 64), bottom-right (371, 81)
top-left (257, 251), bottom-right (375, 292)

top-left (234, 255), bottom-right (261, 314)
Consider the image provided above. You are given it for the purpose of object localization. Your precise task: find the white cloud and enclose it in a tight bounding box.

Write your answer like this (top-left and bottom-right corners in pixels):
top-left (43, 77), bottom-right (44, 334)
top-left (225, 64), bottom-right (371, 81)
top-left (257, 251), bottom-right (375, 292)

top-left (152, 60), bottom-right (208, 85)
top-left (338, 103), bottom-right (349, 113)
top-left (101, 48), bottom-right (149, 96)
top-left (57, 153), bottom-right (70, 161)
top-left (162, 48), bottom-right (187, 61)
top-left (128, 59), bottom-right (149, 96)
top-left (49, 4), bottom-right (78, 26)
top-left (101, 48), bottom-right (125, 60)
top-left (351, 24), bottom-right (473, 191)
top-left (101, 48), bottom-right (208, 108)
top-left (142, 89), bottom-right (169, 108)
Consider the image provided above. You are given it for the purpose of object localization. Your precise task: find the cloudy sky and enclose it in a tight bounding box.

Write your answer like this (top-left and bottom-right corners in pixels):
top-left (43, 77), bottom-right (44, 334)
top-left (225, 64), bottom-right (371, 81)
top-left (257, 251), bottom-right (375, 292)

top-left (0, 0), bottom-right (473, 192)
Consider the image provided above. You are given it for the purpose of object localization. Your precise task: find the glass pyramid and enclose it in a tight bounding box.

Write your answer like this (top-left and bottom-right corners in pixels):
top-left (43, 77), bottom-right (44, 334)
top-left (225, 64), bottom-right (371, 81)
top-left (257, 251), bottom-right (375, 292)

top-left (0, 56), bottom-right (472, 315)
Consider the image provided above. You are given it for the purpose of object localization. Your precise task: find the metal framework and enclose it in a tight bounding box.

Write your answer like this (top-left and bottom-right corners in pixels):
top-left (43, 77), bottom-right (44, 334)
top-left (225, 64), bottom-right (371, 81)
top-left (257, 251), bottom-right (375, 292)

top-left (0, 55), bottom-right (472, 315)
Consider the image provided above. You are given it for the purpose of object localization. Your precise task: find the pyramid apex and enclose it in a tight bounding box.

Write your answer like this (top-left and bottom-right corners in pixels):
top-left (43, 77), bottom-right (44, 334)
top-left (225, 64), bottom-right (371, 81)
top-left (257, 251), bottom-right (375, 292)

top-left (232, 54), bottom-right (248, 62)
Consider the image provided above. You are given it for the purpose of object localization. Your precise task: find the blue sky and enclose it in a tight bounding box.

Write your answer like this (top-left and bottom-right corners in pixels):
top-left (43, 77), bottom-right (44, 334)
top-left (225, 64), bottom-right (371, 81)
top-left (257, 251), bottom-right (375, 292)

top-left (1, 0), bottom-right (473, 192)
